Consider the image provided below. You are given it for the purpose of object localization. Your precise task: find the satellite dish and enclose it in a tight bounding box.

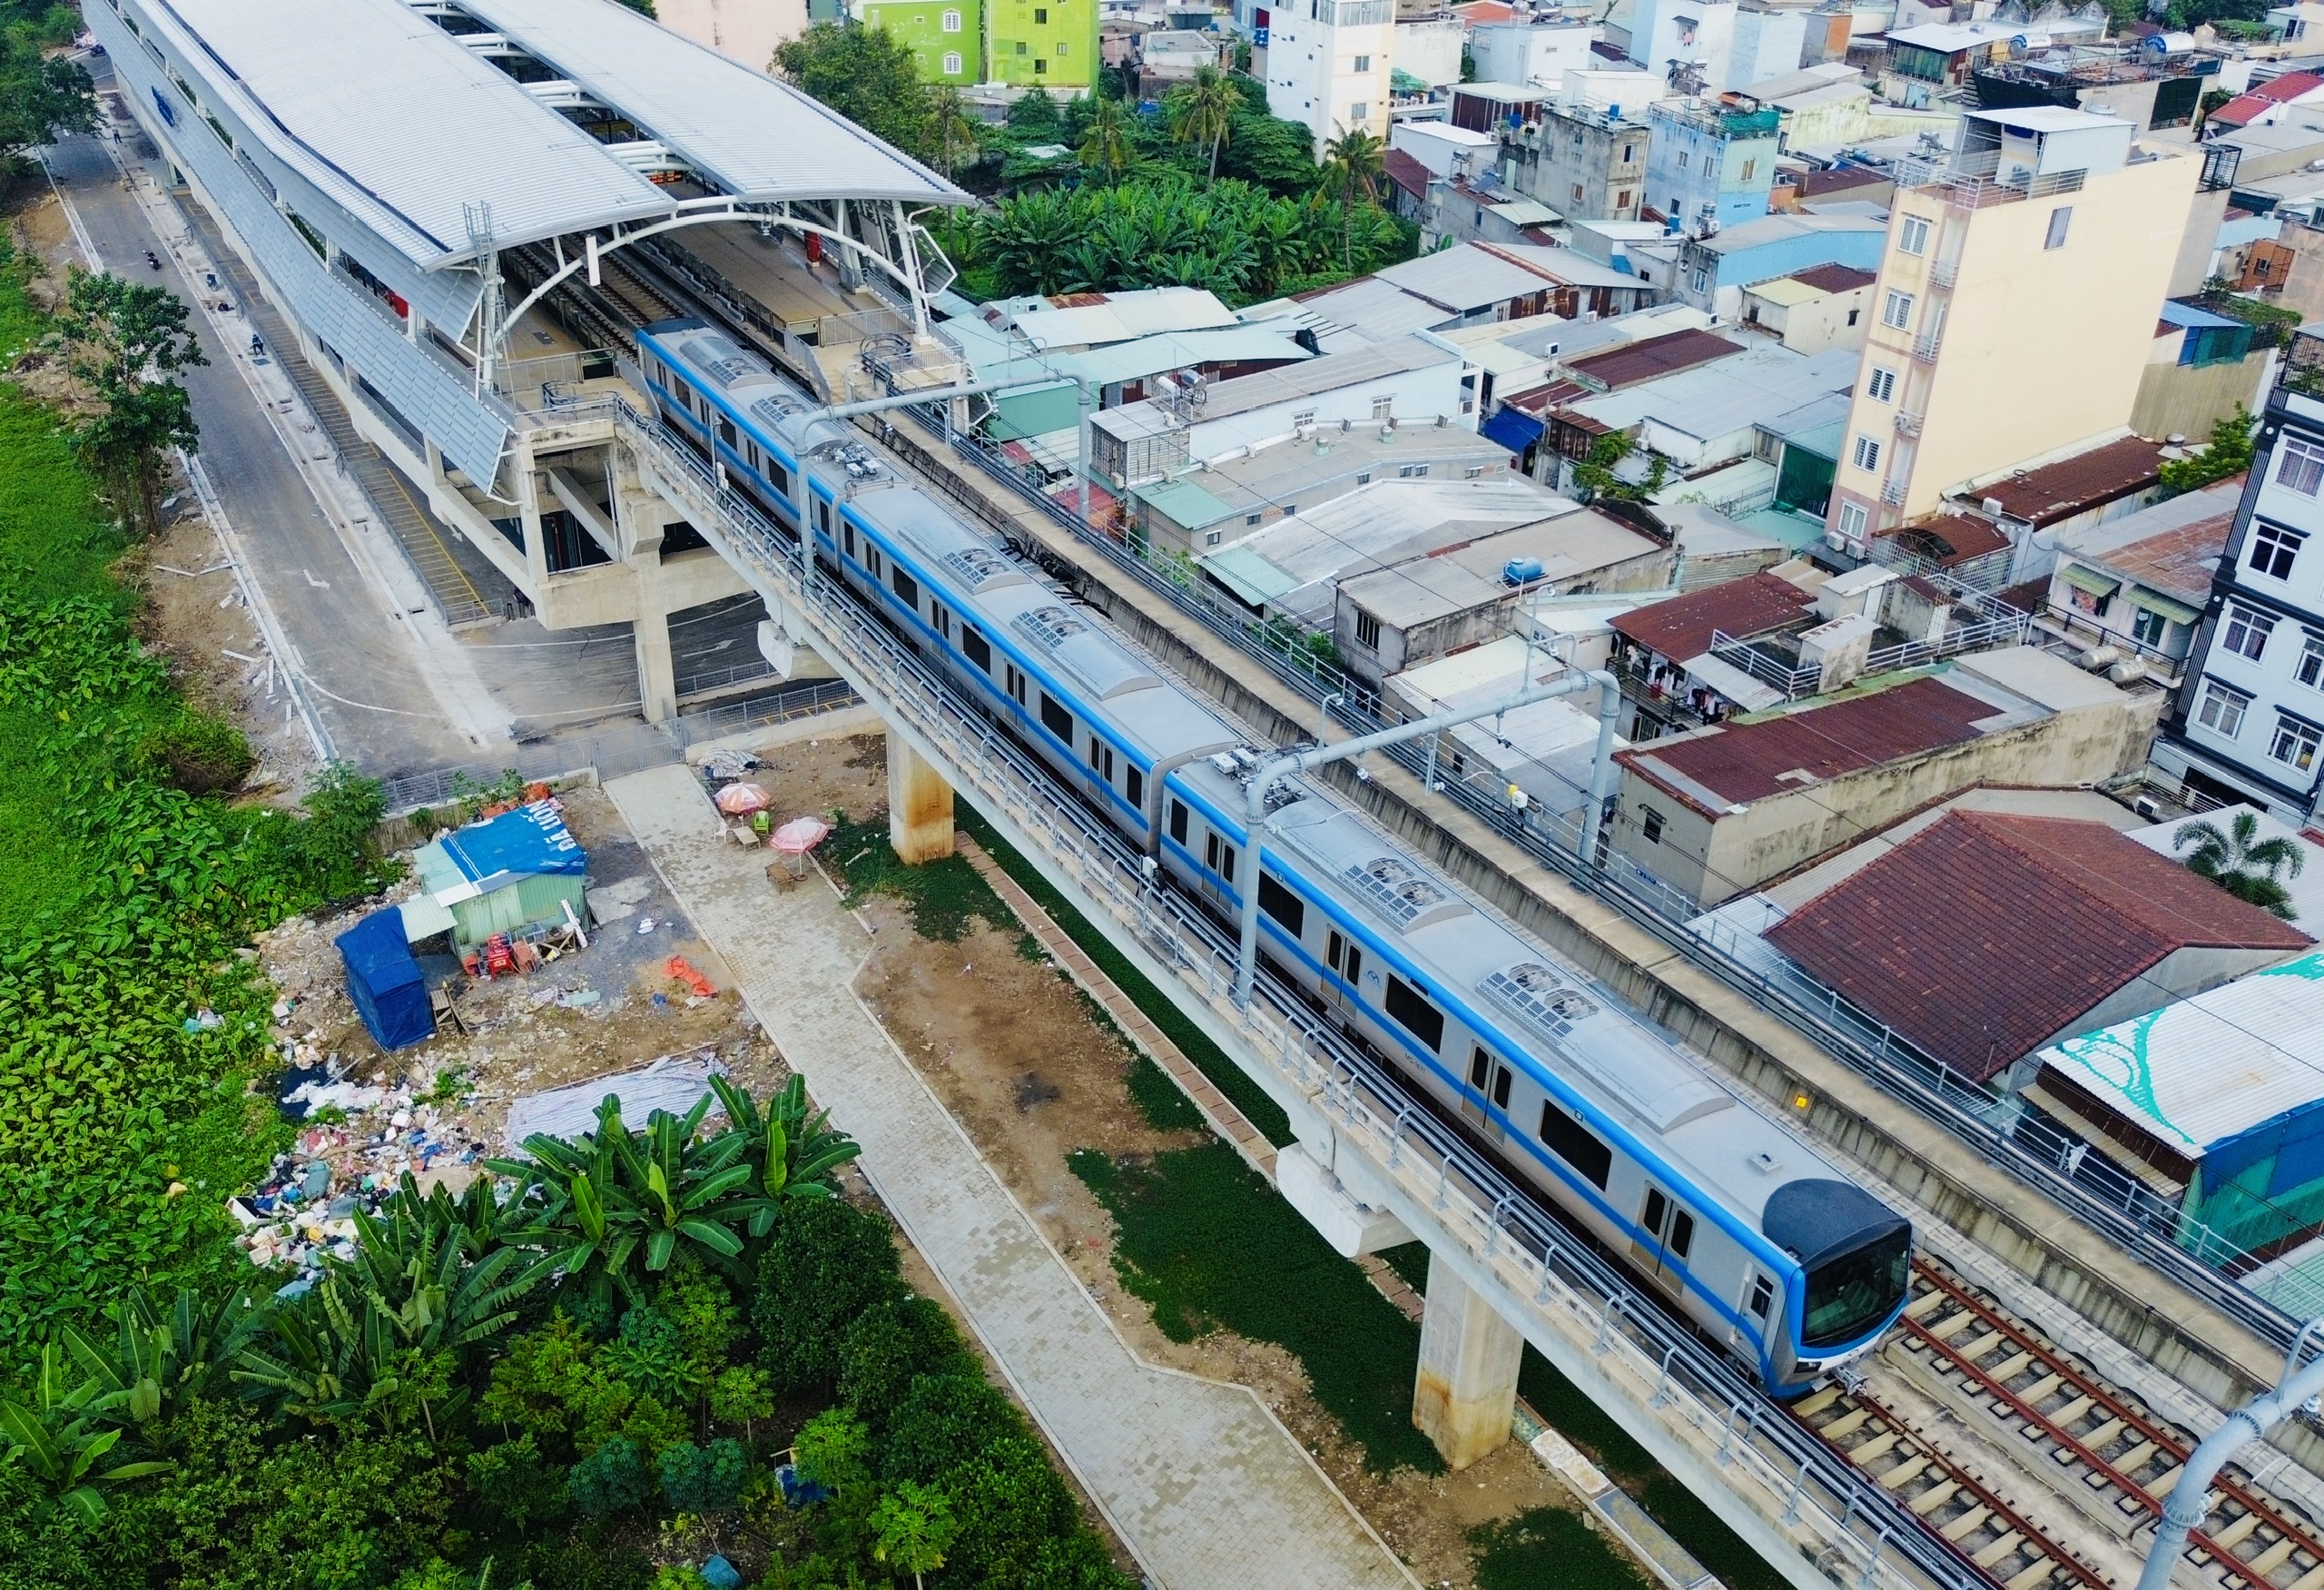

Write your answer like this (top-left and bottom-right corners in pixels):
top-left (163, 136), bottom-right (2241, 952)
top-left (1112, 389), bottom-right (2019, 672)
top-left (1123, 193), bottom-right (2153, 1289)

top-left (2008, 34), bottom-right (2029, 55)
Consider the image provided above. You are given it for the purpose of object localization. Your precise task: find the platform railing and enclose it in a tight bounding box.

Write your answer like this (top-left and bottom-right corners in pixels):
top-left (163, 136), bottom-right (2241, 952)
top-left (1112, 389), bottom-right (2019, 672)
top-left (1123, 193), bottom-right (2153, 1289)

top-left (608, 391), bottom-right (1977, 1590)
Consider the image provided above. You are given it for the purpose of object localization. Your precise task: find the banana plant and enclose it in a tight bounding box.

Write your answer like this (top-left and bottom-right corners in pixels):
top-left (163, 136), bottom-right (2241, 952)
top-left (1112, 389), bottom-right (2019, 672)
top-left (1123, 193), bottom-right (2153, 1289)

top-left (54, 1283), bottom-right (271, 1450)
top-left (708, 1074), bottom-right (863, 1237)
top-left (232, 1277), bottom-right (471, 1440)
top-left (0, 1344), bottom-right (172, 1527)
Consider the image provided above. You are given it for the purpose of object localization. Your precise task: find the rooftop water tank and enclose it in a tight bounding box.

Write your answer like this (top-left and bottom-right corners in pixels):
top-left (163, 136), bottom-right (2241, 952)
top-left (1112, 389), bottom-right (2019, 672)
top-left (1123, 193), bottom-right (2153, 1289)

top-left (1503, 557), bottom-right (1546, 586)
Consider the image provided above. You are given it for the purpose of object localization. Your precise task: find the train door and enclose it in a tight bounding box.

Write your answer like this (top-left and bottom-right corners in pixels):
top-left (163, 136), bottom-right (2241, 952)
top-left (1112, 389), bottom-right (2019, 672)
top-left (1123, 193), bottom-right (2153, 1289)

top-left (1460, 1043), bottom-right (1511, 1145)
top-left (1630, 1183), bottom-right (1694, 1298)
top-left (1324, 929), bottom-right (1364, 1018)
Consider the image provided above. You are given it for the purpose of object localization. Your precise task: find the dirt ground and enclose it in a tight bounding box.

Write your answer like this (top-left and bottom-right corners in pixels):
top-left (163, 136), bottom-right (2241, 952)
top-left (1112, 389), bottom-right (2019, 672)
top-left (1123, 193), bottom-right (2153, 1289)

top-left (742, 735), bottom-right (1577, 1590)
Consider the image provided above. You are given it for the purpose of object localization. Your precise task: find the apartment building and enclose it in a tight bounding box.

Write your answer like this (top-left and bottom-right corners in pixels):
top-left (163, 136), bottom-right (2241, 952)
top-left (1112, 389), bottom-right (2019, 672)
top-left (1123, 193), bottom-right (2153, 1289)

top-left (1643, 98), bottom-right (1780, 232)
top-left (854, 0), bottom-right (1095, 84)
top-left (1825, 107), bottom-right (2197, 557)
top-left (1265, 0), bottom-right (1393, 151)
top-left (856, 0), bottom-right (985, 82)
top-left (1502, 96), bottom-right (1653, 222)
top-left (2156, 334), bottom-right (2324, 819)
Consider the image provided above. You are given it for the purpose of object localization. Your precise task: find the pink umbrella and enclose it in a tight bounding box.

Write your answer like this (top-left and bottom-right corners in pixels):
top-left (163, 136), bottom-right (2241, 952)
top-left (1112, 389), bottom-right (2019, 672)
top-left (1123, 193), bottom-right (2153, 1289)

top-left (714, 783), bottom-right (771, 816)
top-left (769, 815), bottom-right (832, 854)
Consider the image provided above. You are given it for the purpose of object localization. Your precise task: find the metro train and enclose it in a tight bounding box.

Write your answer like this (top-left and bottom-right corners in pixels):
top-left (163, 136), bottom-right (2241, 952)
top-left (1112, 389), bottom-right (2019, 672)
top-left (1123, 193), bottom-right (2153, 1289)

top-left (635, 317), bottom-right (1913, 1397)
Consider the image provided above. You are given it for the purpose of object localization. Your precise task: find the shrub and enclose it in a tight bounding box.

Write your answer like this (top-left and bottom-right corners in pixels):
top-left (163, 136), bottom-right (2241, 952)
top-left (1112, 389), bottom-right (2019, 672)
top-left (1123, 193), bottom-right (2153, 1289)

top-left (136, 710), bottom-right (252, 794)
top-left (838, 1296), bottom-right (977, 1425)
top-left (753, 1198), bottom-right (903, 1393)
top-left (566, 1435), bottom-right (653, 1517)
top-left (879, 1373), bottom-right (1015, 1486)
top-left (658, 1438), bottom-right (749, 1515)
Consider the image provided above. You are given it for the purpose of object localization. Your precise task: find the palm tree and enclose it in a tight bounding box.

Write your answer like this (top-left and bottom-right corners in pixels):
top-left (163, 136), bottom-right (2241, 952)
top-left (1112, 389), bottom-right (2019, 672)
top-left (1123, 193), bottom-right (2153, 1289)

top-left (2176, 811), bottom-right (2305, 919)
top-left (1077, 94), bottom-right (1136, 182)
top-left (1320, 125), bottom-right (1386, 269)
top-left (922, 86), bottom-right (981, 180)
top-left (1167, 64), bottom-right (1242, 181)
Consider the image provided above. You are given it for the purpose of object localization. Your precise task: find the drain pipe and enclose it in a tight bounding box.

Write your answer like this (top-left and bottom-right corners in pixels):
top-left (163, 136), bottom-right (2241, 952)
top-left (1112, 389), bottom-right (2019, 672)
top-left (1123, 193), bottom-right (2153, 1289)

top-left (2135, 1319), bottom-right (2324, 1590)
top-left (1232, 669), bottom-right (1621, 1010)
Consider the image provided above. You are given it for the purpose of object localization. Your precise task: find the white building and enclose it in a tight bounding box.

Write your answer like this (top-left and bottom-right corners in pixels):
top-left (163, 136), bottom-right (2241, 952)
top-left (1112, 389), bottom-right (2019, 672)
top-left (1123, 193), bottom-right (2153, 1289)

top-left (1467, 19), bottom-right (1598, 86)
top-left (2158, 342), bottom-right (2324, 821)
top-left (1265, 0), bottom-right (1395, 153)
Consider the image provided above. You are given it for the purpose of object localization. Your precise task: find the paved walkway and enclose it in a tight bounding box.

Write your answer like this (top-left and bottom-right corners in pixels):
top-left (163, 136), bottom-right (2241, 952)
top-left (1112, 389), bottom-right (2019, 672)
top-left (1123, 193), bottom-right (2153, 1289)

top-left (604, 765), bottom-right (1417, 1590)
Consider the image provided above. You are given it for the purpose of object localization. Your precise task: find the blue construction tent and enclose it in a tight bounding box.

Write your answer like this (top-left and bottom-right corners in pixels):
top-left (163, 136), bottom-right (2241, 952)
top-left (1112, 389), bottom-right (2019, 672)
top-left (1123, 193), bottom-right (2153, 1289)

top-left (336, 906), bottom-right (435, 1051)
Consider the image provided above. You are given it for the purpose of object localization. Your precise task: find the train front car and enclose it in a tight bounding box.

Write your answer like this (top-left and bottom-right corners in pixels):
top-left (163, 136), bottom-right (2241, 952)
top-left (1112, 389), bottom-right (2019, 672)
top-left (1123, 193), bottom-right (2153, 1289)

top-left (1762, 1179), bottom-right (1913, 1394)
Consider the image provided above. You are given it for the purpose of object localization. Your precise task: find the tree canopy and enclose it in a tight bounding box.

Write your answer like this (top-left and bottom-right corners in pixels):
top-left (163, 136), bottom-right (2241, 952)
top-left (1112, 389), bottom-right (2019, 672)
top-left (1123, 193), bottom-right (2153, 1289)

top-left (0, 30), bottom-right (95, 176)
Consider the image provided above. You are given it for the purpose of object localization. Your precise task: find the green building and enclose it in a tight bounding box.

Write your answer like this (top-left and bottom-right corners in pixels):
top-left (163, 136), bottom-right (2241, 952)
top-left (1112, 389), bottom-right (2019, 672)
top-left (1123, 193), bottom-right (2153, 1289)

top-left (856, 0), bottom-right (984, 84)
top-left (855, 0), bottom-right (1093, 89)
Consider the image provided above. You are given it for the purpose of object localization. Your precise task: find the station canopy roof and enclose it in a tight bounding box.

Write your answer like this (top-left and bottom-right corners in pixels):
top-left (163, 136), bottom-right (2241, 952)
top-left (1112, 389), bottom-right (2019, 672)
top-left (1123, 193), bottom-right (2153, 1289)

top-left (154, 0), bottom-right (674, 270)
top-left (447, 0), bottom-right (971, 208)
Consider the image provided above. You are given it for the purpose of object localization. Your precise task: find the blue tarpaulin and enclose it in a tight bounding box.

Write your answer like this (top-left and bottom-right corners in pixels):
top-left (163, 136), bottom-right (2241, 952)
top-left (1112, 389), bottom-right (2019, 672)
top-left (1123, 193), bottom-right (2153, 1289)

top-left (336, 906), bottom-right (434, 1052)
top-left (1481, 406), bottom-right (1545, 452)
top-left (437, 801), bottom-right (587, 893)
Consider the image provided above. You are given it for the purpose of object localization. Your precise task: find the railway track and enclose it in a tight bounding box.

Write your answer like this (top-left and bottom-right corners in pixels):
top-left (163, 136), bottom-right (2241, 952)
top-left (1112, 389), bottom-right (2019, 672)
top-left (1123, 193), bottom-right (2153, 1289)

top-left (503, 242), bottom-right (684, 355)
top-left (1799, 1261), bottom-right (2324, 1590)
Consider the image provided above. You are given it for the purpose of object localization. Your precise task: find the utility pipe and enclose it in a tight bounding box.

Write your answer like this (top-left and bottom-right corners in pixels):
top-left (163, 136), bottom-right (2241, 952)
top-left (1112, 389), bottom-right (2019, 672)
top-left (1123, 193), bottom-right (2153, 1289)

top-left (1232, 669), bottom-right (1621, 1009)
top-left (2135, 1318), bottom-right (2324, 1590)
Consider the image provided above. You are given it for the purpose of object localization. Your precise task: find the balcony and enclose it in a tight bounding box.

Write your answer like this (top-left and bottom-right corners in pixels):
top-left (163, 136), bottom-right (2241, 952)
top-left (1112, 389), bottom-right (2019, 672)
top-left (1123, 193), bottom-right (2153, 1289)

top-left (1927, 260), bottom-right (1958, 290)
top-left (1893, 410), bottom-right (1923, 439)
top-left (1879, 478), bottom-right (1907, 508)
top-left (1891, 153), bottom-right (2088, 211)
top-left (1911, 332), bottom-right (1943, 363)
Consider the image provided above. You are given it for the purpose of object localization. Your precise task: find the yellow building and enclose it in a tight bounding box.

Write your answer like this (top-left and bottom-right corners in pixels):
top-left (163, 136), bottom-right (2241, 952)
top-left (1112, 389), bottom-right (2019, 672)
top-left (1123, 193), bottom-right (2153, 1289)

top-left (1825, 108), bottom-right (2198, 556)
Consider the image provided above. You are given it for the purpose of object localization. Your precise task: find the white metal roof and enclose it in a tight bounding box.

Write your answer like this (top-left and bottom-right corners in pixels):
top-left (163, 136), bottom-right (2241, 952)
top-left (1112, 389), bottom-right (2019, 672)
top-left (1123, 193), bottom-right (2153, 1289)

top-left (151, 0), bottom-right (672, 267)
top-left (2037, 953), bottom-right (2324, 1156)
top-left (448, 0), bottom-right (969, 206)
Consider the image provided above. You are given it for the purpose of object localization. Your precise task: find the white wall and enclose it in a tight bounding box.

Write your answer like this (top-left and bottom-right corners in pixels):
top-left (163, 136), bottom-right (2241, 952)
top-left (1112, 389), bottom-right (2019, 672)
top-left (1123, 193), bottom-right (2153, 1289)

top-left (1469, 22), bottom-right (1598, 86)
top-left (1391, 119), bottom-right (1500, 179)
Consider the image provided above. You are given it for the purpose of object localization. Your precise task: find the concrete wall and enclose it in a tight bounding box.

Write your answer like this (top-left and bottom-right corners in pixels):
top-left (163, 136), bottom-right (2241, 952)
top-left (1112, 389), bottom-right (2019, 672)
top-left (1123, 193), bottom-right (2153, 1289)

top-left (664, 0), bottom-right (812, 71)
top-left (1828, 143), bottom-right (2199, 539)
top-left (1741, 284), bottom-right (1872, 356)
top-left (1610, 669), bottom-right (2163, 906)
top-left (1394, 16), bottom-right (1466, 87)
top-left (2132, 338), bottom-right (2271, 442)
top-left (872, 402), bottom-right (2324, 1477)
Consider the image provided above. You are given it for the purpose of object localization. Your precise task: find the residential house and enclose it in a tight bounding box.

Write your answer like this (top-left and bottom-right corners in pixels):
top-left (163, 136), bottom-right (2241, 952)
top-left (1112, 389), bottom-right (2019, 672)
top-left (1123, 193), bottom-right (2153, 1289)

top-left (1610, 649), bottom-right (2162, 906)
top-left (1393, 12), bottom-right (1467, 89)
top-left (1744, 63), bottom-right (1875, 148)
top-left (990, 0), bottom-right (1098, 86)
top-left (1265, 0), bottom-right (1393, 152)
top-left (1949, 432), bottom-right (2167, 583)
top-left (1670, 210), bottom-right (1887, 316)
top-left (1826, 108), bottom-right (2198, 557)
top-left (1468, 17), bottom-right (1598, 86)
top-left (1644, 98), bottom-right (1782, 234)
top-left (1738, 263), bottom-right (1878, 354)
top-left (2039, 477), bottom-right (2239, 689)
top-left (853, 0), bottom-right (982, 83)
top-left (1606, 565), bottom-right (1823, 735)
top-left (1501, 94), bottom-right (1655, 223)
top-left (1128, 27), bottom-right (1221, 98)
top-left (1756, 809), bottom-right (2306, 1081)
top-left (2134, 300), bottom-right (2270, 443)
top-left (1333, 505), bottom-right (1673, 679)
top-left (1876, 18), bottom-right (2098, 107)
top-left (2157, 331), bottom-right (2324, 818)
top-left (1452, 80), bottom-right (1553, 133)
top-left (663, 0), bottom-right (810, 74)
top-left (1387, 633), bottom-right (1633, 819)
top-left (2204, 70), bottom-right (2324, 137)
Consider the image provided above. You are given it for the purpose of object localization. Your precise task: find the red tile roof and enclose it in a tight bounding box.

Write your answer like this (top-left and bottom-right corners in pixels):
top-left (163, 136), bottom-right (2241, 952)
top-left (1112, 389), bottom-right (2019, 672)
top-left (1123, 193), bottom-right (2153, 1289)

top-left (1618, 675), bottom-right (1998, 809)
top-left (2253, 69), bottom-right (2324, 103)
top-left (1610, 570), bottom-right (1817, 660)
top-left (2210, 94), bottom-right (2274, 128)
top-left (1789, 262), bottom-right (1877, 294)
top-left (1567, 328), bottom-right (1743, 391)
top-left (1385, 148), bottom-right (1432, 202)
top-left (1764, 812), bottom-right (2310, 1081)
top-left (1879, 512), bottom-right (2010, 567)
top-left (1973, 436), bottom-right (2164, 528)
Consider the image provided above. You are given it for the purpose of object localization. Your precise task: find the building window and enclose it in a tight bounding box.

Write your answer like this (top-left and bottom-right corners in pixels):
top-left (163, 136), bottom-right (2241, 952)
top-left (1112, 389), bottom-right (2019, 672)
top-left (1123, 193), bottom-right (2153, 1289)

top-left (2272, 714), bottom-right (2323, 772)
top-left (2133, 606), bottom-right (2173, 649)
top-left (2222, 602), bottom-right (2277, 660)
top-left (2198, 677), bottom-right (2251, 738)
top-left (1691, 268), bottom-right (1709, 292)
top-left (1620, 143), bottom-right (1636, 163)
top-left (1640, 806), bottom-right (1664, 844)
top-left (1677, 151), bottom-right (1690, 169)
top-left (1837, 500), bottom-right (1867, 541)
top-left (1206, 529), bottom-right (1222, 546)
top-left (1616, 188), bottom-right (1631, 208)
top-left (1740, 159), bottom-right (1756, 182)
top-left (1034, 5), bottom-right (1047, 17)
top-left (1353, 53), bottom-right (1370, 69)
top-left (1293, 408), bottom-right (1317, 428)
top-left (942, 49), bottom-right (962, 72)
top-left (1371, 395), bottom-right (1393, 419)
top-left (1572, 183), bottom-right (1586, 203)
top-left (1881, 290), bottom-right (1915, 330)
top-left (1398, 461), bottom-right (1428, 477)
top-left (2277, 435), bottom-right (2324, 496)
top-left (1033, 56), bottom-right (1046, 71)
top-left (2302, 629), bottom-right (2324, 686)
top-left (1016, 38), bottom-right (1028, 52)
top-left (942, 5), bottom-right (962, 26)
top-left (2044, 206), bottom-right (2073, 250)
top-left (1867, 366), bottom-right (1897, 403)
top-left (1355, 610), bottom-right (1382, 648)
top-left (1852, 434), bottom-right (1881, 472)
top-left (1847, 308), bottom-right (1860, 326)
top-left (1355, 471), bottom-right (1372, 484)
top-left (1898, 214), bottom-right (1931, 255)
top-left (1057, 40), bottom-right (1068, 53)
top-left (1348, 100), bottom-right (1367, 119)
top-left (1246, 512), bottom-right (1264, 525)
top-left (2252, 521), bottom-right (2307, 579)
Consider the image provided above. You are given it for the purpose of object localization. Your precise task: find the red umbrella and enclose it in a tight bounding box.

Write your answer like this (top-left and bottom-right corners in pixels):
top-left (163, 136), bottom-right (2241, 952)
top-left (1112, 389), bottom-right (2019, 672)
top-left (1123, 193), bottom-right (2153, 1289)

top-left (714, 783), bottom-right (771, 816)
top-left (769, 815), bottom-right (832, 854)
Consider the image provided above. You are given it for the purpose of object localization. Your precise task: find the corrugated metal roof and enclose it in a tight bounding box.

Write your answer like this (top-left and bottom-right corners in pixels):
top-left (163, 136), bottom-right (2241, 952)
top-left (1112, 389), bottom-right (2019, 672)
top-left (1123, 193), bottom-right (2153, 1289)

top-left (999, 287), bottom-right (1241, 350)
top-left (1375, 243), bottom-right (1563, 312)
top-left (1134, 475), bottom-right (1238, 530)
top-left (151, 0), bottom-right (673, 268)
top-left (448, 0), bottom-right (969, 205)
top-left (2038, 954), bottom-right (2324, 1154)
top-left (1572, 344), bottom-right (1859, 444)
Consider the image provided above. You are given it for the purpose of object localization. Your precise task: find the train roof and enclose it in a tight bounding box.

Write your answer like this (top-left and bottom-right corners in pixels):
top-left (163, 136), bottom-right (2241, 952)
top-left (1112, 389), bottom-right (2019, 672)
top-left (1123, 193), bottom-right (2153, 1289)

top-left (644, 321), bottom-right (854, 458)
top-left (1171, 751), bottom-right (1864, 1234)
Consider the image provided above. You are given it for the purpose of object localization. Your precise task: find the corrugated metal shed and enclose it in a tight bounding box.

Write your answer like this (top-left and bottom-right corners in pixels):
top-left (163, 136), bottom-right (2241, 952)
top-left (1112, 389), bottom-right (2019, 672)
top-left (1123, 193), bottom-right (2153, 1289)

top-left (2038, 954), bottom-right (2324, 1155)
top-left (154, 0), bottom-right (673, 268)
top-left (452, 0), bottom-right (970, 206)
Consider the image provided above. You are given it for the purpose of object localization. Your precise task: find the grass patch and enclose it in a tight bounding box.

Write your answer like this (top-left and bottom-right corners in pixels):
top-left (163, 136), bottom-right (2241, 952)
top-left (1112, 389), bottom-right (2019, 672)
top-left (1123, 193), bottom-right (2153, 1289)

top-left (1377, 1239), bottom-right (1431, 1296)
top-left (1125, 1053), bottom-right (1206, 1131)
top-left (1070, 1141), bottom-right (1443, 1475)
top-left (1471, 1506), bottom-right (1648, 1590)
top-left (825, 811), bottom-right (1018, 942)
top-left (960, 805), bottom-right (1292, 1144)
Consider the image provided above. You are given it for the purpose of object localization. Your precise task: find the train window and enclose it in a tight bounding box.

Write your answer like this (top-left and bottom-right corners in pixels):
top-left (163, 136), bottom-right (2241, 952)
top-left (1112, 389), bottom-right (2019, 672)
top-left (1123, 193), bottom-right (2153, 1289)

top-left (963, 627), bottom-right (990, 671)
top-left (891, 566), bottom-right (919, 608)
top-left (1748, 1275), bottom-right (1773, 1320)
top-left (718, 418), bottom-right (737, 448)
top-left (1538, 1104), bottom-right (1611, 1190)
top-left (1169, 800), bottom-right (1188, 844)
top-left (1669, 1210), bottom-right (1695, 1261)
top-left (869, 548), bottom-right (883, 579)
top-left (768, 460), bottom-right (790, 498)
top-left (744, 440), bottom-right (761, 472)
top-left (842, 521), bottom-right (855, 559)
top-left (1127, 766), bottom-right (1144, 808)
top-left (1642, 1189), bottom-right (1668, 1239)
top-left (933, 604), bottom-right (951, 642)
top-left (1005, 664), bottom-right (1028, 706)
top-left (1468, 1045), bottom-right (1490, 1089)
top-left (1088, 739), bottom-right (1114, 782)
top-left (819, 500), bottom-right (833, 537)
top-left (1492, 1067), bottom-right (1512, 1110)
top-left (1039, 691), bottom-right (1074, 743)
top-left (1203, 832), bottom-right (1236, 884)
top-left (1384, 975), bottom-right (1444, 1053)
top-left (1257, 874), bottom-right (1304, 935)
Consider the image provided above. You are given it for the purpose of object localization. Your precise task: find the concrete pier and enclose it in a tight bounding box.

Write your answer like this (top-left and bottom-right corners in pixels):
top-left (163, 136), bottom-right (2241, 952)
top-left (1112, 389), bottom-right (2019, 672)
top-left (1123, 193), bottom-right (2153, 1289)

top-left (886, 736), bottom-right (955, 864)
top-left (1413, 1259), bottom-right (1526, 1471)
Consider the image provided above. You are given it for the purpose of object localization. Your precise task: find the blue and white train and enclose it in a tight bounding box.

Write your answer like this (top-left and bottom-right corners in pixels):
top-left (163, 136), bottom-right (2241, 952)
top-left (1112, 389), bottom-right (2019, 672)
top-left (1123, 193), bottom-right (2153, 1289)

top-left (635, 318), bottom-right (1912, 1397)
